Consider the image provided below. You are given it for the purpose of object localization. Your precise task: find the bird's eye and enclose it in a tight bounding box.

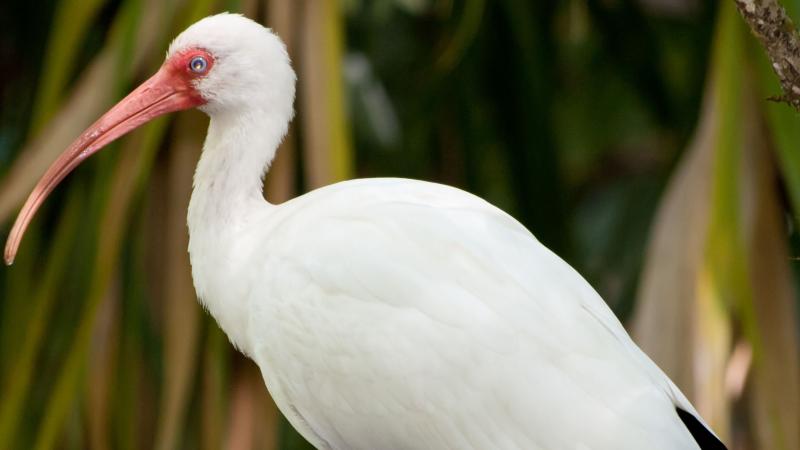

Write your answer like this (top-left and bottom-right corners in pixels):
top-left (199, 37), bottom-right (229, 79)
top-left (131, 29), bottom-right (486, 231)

top-left (189, 56), bottom-right (208, 74)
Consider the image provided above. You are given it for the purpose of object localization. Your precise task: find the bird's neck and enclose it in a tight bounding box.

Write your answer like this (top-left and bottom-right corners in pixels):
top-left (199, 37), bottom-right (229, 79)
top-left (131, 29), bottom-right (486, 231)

top-left (189, 110), bottom-right (280, 229)
top-left (187, 108), bottom-right (287, 354)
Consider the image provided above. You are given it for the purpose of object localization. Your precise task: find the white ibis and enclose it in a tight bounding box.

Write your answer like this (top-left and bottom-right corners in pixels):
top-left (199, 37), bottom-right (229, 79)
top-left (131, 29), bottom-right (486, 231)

top-left (6, 14), bottom-right (726, 450)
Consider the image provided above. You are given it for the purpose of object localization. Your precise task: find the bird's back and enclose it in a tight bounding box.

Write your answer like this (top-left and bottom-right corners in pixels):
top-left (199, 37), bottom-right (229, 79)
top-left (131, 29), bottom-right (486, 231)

top-left (234, 178), bottom-right (717, 450)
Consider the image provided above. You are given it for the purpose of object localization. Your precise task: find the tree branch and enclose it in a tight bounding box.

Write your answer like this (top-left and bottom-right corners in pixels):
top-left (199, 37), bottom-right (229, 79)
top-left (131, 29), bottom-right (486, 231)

top-left (734, 0), bottom-right (800, 111)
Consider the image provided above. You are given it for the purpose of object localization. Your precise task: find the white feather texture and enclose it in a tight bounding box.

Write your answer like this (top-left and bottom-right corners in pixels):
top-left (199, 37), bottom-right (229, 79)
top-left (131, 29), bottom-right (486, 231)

top-left (173, 13), bottom-right (717, 450)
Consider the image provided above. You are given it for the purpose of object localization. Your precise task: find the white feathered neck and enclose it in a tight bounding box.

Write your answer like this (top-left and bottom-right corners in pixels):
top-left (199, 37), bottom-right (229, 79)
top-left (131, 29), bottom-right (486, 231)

top-left (173, 13), bottom-right (296, 353)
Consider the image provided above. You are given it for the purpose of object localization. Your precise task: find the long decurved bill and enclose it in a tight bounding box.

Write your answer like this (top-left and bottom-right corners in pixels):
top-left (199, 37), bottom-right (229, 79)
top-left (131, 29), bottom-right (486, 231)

top-left (4, 64), bottom-right (204, 265)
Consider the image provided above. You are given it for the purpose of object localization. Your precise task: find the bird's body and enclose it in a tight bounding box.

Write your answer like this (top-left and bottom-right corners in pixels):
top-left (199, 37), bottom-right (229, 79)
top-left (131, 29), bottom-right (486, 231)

top-left (6, 13), bottom-right (726, 450)
top-left (195, 177), bottom-right (701, 449)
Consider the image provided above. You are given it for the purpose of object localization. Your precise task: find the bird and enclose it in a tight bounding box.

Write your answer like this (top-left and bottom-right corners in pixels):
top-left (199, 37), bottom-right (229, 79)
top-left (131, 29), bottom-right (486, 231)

top-left (5, 13), bottom-right (727, 450)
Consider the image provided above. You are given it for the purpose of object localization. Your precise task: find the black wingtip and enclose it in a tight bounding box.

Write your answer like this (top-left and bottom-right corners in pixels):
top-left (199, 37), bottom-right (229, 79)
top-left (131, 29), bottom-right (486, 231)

top-left (676, 407), bottom-right (727, 450)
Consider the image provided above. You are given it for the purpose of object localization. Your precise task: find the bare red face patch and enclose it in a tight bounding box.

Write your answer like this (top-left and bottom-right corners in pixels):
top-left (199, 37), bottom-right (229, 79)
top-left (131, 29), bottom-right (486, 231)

top-left (170, 48), bottom-right (215, 80)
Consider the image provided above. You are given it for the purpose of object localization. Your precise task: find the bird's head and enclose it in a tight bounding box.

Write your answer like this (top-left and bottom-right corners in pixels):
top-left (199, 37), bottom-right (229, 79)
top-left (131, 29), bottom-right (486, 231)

top-left (4, 13), bottom-right (295, 265)
top-left (166, 13), bottom-right (296, 116)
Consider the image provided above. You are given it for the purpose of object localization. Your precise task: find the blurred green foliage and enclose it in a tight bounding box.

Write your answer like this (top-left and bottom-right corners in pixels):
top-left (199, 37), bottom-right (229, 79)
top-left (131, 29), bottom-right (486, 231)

top-left (0, 0), bottom-right (797, 449)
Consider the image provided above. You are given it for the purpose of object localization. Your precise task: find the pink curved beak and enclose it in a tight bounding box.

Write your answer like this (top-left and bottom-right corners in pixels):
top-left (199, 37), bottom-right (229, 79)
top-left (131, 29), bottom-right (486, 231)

top-left (4, 63), bottom-right (204, 265)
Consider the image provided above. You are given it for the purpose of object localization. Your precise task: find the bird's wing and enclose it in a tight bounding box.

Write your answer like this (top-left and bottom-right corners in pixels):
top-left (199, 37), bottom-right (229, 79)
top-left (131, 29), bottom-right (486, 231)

top-left (247, 178), bottom-right (704, 450)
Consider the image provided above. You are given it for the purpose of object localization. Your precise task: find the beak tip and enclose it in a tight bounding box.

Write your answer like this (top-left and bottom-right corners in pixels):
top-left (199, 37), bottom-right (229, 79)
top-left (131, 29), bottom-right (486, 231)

top-left (4, 245), bottom-right (16, 266)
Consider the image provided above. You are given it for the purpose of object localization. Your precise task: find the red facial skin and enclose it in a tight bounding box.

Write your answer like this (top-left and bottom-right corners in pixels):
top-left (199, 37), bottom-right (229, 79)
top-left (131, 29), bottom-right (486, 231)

top-left (4, 49), bottom-right (214, 265)
top-left (169, 48), bottom-right (216, 97)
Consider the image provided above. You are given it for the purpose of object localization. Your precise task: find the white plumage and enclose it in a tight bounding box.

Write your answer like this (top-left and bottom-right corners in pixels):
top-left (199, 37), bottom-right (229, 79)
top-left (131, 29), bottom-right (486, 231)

top-left (6, 13), bottom-right (725, 450)
top-left (225, 178), bottom-right (703, 449)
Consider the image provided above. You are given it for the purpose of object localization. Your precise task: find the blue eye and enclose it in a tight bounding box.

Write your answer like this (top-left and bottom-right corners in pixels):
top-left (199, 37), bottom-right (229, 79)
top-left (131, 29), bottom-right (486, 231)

top-left (189, 56), bottom-right (208, 73)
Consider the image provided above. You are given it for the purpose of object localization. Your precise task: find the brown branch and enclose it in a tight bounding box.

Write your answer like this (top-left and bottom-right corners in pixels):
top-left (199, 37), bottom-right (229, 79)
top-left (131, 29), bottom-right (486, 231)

top-left (734, 0), bottom-right (800, 111)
